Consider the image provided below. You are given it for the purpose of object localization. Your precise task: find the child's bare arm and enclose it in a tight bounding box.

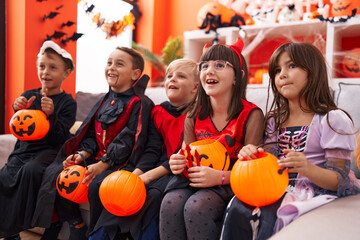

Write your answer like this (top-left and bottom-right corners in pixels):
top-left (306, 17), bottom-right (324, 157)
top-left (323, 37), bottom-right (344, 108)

top-left (140, 166), bottom-right (170, 185)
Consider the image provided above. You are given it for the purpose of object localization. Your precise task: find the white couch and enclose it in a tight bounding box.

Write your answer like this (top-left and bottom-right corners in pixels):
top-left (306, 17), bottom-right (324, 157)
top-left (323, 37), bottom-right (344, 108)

top-left (1, 85), bottom-right (360, 239)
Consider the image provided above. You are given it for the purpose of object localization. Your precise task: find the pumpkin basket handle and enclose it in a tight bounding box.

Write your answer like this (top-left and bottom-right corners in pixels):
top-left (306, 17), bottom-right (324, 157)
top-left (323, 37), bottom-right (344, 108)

top-left (257, 141), bottom-right (291, 175)
top-left (73, 151), bottom-right (88, 170)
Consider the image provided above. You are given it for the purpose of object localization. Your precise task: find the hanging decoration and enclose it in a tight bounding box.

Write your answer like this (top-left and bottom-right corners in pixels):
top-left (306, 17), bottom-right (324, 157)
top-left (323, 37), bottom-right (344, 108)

top-left (197, 2), bottom-right (245, 34)
top-left (43, 11), bottom-right (59, 21)
top-left (316, 8), bottom-right (358, 22)
top-left (40, 0), bottom-right (83, 46)
top-left (79, 0), bottom-right (139, 39)
top-left (61, 33), bottom-right (85, 45)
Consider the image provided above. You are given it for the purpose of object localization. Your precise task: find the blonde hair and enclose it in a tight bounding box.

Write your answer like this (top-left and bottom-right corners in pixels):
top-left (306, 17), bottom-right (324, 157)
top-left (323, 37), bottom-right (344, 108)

top-left (165, 58), bottom-right (199, 83)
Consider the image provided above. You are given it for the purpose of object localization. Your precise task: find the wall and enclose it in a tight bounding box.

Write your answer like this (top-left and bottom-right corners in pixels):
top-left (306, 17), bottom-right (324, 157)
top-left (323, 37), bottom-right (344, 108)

top-left (136, 0), bottom-right (210, 84)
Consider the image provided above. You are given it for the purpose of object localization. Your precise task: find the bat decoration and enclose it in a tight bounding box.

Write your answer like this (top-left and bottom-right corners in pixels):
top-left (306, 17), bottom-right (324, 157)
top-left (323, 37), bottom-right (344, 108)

top-left (316, 8), bottom-right (357, 23)
top-left (56, 5), bottom-right (64, 10)
top-left (86, 4), bottom-right (95, 13)
top-left (61, 32), bottom-right (84, 45)
top-left (43, 11), bottom-right (59, 21)
top-left (61, 21), bottom-right (75, 28)
top-left (131, 4), bottom-right (142, 24)
top-left (46, 31), bottom-right (66, 41)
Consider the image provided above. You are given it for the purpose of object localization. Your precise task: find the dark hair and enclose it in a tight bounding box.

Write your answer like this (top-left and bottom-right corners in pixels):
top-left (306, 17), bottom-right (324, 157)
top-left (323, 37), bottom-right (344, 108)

top-left (42, 48), bottom-right (74, 71)
top-left (116, 46), bottom-right (144, 75)
top-left (267, 42), bottom-right (352, 134)
top-left (188, 44), bottom-right (248, 121)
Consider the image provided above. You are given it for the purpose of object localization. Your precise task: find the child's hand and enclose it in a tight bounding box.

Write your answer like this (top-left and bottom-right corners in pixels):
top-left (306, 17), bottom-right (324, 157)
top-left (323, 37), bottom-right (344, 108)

top-left (238, 144), bottom-right (264, 160)
top-left (188, 166), bottom-right (220, 188)
top-left (41, 88), bottom-right (54, 116)
top-left (83, 161), bottom-right (111, 187)
top-left (278, 149), bottom-right (311, 176)
top-left (13, 96), bottom-right (36, 110)
top-left (169, 152), bottom-right (187, 175)
top-left (63, 153), bottom-right (83, 168)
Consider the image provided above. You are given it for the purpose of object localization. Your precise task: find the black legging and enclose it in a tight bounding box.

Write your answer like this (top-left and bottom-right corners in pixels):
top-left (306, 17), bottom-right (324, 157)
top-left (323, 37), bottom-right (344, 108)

top-left (160, 188), bottom-right (227, 240)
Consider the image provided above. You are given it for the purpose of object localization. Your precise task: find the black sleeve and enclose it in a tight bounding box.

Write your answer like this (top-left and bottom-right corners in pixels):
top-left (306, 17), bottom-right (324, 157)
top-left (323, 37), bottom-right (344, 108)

top-left (45, 94), bottom-right (77, 146)
top-left (101, 101), bottom-right (141, 167)
top-left (78, 119), bottom-right (98, 156)
top-left (135, 118), bottom-right (164, 172)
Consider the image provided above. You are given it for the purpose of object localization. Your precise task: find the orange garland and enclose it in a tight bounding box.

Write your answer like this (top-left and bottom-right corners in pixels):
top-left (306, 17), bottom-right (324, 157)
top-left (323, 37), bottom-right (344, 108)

top-left (79, 0), bottom-right (135, 39)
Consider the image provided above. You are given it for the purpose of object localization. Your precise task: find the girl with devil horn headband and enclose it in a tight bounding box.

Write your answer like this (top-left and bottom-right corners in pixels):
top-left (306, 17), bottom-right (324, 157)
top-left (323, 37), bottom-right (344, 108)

top-left (159, 38), bottom-right (265, 239)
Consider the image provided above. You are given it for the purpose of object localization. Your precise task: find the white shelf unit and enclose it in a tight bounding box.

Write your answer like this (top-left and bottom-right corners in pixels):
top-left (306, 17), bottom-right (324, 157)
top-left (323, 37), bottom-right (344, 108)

top-left (183, 17), bottom-right (360, 88)
top-left (325, 17), bottom-right (360, 90)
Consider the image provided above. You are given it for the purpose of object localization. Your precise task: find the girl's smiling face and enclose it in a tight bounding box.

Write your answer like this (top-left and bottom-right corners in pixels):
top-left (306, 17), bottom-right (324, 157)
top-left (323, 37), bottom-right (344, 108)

top-left (274, 51), bottom-right (308, 102)
top-left (199, 60), bottom-right (236, 98)
top-left (105, 49), bottom-right (140, 93)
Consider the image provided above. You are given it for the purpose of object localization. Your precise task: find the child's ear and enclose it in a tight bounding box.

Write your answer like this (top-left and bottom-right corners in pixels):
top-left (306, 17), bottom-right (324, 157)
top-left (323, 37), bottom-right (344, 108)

top-left (131, 69), bottom-right (142, 81)
top-left (63, 68), bottom-right (72, 80)
top-left (192, 82), bottom-right (199, 93)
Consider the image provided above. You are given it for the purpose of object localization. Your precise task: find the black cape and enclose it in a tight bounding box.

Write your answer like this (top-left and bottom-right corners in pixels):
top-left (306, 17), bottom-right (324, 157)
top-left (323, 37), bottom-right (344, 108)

top-left (32, 75), bottom-right (154, 228)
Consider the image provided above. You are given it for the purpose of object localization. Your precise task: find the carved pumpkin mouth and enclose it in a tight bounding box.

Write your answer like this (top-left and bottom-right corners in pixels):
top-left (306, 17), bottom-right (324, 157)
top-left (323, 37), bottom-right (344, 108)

top-left (12, 122), bottom-right (35, 137)
top-left (345, 64), bottom-right (360, 73)
top-left (333, 3), bottom-right (351, 11)
top-left (57, 171), bottom-right (80, 194)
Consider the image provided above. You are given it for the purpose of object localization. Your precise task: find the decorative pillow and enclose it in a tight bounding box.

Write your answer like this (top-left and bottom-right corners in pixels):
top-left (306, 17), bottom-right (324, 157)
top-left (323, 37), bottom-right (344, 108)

top-left (335, 83), bottom-right (360, 133)
top-left (334, 82), bottom-right (360, 178)
top-left (75, 91), bottom-right (105, 121)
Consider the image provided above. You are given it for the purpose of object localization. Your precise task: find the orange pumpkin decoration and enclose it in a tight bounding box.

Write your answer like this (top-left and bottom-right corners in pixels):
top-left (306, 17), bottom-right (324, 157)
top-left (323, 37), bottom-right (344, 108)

top-left (254, 69), bottom-right (268, 84)
top-left (99, 170), bottom-right (146, 216)
top-left (197, 2), bottom-right (236, 27)
top-left (56, 165), bottom-right (89, 204)
top-left (183, 139), bottom-right (230, 178)
top-left (245, 17), bottom-right (255, 25)
top-left (230, 152), bottom-right (289, 207)
top-left (9, 109), bottom-right (50, 141)
top-left (331, 0), bottom-right (360, 17)
top-left (342, 48), bottom-right (360, 78)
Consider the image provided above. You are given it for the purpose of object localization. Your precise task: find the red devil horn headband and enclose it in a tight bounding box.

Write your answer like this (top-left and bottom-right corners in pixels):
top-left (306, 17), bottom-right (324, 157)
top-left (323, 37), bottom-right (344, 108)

top-left (202, 37), bottom-right (244, 68)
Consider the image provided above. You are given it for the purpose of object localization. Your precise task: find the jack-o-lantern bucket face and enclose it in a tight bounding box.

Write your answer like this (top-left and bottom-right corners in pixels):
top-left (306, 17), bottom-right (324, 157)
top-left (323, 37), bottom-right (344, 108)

top-left (230, 152), bottom-right (289, 207)
top-left (9, 109), bottom-right (50, 141)
top-left (342, 48), bottom-right (360, 78)
top-left (56, 165), bottom-right (89, 204)
top-left (183, 139), bottom-right (230, 178)
top-left (99, 170), bottom-right (146, 216)
top-left (331, 0), bottom-right (360, 17)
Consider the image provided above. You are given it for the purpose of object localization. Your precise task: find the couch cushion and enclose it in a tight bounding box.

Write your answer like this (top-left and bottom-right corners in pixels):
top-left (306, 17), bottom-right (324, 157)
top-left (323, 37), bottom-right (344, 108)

top-left (0, 134), bottom-right (17, 168)
top-left (75, 91), bottom-right (105, 121)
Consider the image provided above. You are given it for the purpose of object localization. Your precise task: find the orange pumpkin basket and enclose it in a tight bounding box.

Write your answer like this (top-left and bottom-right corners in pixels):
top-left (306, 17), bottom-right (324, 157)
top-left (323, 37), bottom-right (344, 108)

top-left (230, 152), bottom-right (289, 207)
top-left (99, 170), bottom-right (146, 216)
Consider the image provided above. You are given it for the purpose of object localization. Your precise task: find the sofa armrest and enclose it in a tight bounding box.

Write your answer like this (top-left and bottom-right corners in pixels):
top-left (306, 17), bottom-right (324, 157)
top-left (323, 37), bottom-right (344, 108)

top-left (269, 193), bottom-right (360, 240)
top-left (0, 134), bottom-right (17, 168)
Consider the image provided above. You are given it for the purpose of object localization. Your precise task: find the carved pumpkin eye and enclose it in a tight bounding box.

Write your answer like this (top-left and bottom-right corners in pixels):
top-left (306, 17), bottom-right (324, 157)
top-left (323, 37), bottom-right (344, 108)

top-left (99, 170), bottom-right (146, 216)
top-left (331, 0), bottom-right (357, 17)
top-left (9, 109), bottom-right (49, 141)
top-left (56, 165), bottom-right (89, 204)
top-left (230, 152), bottom-right (289, 207)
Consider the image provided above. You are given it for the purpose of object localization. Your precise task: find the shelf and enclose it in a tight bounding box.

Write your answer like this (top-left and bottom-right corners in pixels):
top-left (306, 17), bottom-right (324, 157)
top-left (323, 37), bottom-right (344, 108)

top-left (183, 18), bottom-right (360, 86)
